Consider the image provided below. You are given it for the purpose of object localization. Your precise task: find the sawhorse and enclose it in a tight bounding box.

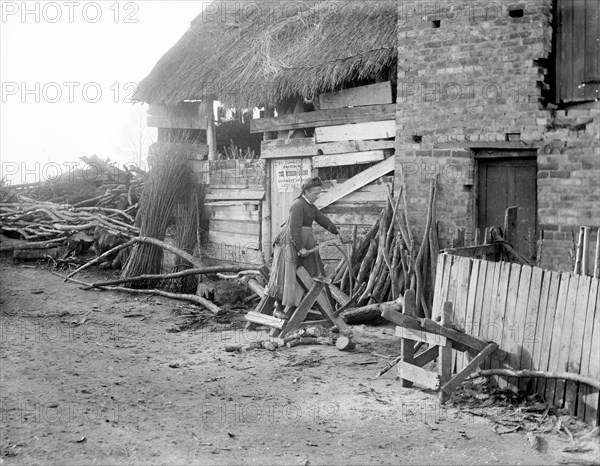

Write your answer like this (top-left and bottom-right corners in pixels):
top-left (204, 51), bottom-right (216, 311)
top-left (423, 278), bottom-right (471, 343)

top-left (245, 266), bottom-right (352, 338)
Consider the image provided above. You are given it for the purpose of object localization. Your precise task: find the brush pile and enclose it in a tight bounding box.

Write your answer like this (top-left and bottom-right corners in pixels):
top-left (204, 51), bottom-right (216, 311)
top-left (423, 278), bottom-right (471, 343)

top-left (332, 176), bottom-right (439, 322)
top-left (0, 156), bottom-right (144, 253)
top-left (1, 155), bottom-right (144, 209)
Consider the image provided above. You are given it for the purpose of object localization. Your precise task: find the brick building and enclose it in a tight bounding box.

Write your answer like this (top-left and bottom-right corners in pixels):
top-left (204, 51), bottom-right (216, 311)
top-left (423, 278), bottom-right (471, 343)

top-left (394, 0), bottom-right (599, 272)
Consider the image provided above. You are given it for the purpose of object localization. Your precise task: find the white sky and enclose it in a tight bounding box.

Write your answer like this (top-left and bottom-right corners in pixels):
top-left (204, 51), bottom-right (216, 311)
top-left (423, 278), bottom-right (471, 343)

top-left (0, 1), bottom-right (205, 183)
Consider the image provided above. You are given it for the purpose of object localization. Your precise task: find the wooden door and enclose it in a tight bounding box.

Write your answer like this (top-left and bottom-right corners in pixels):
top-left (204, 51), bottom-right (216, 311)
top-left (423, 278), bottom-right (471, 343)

top-left (477, 155), bottom-right (537, 258)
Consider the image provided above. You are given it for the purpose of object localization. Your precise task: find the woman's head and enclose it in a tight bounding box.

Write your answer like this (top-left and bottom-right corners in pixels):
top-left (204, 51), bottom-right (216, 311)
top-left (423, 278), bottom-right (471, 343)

top-left (301, 177), bottom-right (323, 203)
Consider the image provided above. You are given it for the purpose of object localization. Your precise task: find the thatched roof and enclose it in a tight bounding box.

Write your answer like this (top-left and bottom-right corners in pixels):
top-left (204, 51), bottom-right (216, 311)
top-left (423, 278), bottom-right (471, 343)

top-left (134, 1), bottom-right (397, 107)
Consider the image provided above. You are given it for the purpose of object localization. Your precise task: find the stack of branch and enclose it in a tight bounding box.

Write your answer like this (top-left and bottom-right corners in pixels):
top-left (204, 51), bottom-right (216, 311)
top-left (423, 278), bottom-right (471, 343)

top-left (333, 176), bottom-right (439, 322)
top-left (2, 155), bottom-right (145, 211)
top-left (0, 199), bottom-right (139, 252)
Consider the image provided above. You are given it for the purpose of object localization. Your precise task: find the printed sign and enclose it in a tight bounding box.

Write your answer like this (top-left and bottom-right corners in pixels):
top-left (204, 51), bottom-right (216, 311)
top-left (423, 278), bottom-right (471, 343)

top-left (275, 159), bottom-right (309, 193)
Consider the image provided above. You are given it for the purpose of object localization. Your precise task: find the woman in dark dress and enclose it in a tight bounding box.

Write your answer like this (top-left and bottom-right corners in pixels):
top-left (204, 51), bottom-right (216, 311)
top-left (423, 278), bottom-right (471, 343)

top-left (265, 177), bottom-right (345, 318)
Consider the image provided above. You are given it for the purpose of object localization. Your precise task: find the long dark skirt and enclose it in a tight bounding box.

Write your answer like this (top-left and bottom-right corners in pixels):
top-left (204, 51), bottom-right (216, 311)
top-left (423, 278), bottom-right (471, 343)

top-left (265, 226), bottom-right (325, 307)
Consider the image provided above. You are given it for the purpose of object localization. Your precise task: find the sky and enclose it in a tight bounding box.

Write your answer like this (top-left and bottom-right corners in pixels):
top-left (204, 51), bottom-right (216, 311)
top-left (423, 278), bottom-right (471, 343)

top-left (0, 1), bottom-right (205, 184)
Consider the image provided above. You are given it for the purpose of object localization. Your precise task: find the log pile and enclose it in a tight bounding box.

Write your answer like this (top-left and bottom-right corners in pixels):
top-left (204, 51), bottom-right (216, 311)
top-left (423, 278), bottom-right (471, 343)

top-left (333, 176), bottom-right (439, 321)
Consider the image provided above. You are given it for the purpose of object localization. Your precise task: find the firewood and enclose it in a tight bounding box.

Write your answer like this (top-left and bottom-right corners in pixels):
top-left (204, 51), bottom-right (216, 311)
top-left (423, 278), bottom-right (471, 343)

top-left (341, 296), bottom-right (403, 324)
top-left (262, 341), bottom-right (278, 351)
top-left (286, 337), bottom-right (323, 348)
top-left (356, 238), bottom-right (378, 284)
top-left (335, 336), bottom-right (355, 351)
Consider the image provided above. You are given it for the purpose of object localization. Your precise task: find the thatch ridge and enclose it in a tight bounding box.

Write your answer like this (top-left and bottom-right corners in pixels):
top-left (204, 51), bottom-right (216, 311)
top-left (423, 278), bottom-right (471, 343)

top-left (134, 1), bottom-right (397, 107)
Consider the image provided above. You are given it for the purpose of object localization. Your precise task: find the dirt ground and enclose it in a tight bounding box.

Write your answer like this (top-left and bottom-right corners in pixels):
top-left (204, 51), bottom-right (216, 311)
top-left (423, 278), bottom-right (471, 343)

top-left (0, 256), bottom-right (598, 465)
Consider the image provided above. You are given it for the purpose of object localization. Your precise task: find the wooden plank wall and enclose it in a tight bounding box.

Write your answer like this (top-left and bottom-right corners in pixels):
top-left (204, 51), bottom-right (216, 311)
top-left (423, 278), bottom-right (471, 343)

top-left (432, 253), bottom-right (600, 425)
top-left (259, 81), bottom-right (396, 272)
top-left (201, 160), bottom-right (266, 266)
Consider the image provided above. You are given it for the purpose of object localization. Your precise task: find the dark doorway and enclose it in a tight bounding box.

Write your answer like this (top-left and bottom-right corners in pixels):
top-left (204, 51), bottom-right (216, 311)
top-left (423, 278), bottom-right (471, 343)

top-left (477, 152), bottom-right (537, 259)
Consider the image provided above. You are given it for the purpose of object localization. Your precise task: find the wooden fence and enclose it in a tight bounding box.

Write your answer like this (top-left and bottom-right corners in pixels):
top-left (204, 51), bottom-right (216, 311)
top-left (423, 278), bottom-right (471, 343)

top-left (432, 253), bottom-right (599, 425)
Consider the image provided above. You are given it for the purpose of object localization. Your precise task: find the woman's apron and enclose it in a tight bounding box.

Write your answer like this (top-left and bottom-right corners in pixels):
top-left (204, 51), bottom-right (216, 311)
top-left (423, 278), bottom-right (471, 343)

top-left (265, 225), bottom-right (325, 307)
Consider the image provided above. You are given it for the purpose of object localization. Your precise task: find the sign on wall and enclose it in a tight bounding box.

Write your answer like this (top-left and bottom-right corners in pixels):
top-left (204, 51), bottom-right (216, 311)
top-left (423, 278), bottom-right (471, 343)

top-left (275, 159), bottom-right (310, 193)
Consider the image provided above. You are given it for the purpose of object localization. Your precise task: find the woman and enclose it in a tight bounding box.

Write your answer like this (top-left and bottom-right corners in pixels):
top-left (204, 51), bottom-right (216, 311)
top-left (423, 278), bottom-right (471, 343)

top-left (265, 177), bottom-right (345, 319)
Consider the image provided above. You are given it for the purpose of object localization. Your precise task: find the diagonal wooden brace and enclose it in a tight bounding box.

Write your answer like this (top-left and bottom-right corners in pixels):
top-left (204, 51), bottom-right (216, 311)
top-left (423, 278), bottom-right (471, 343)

top-left (439, 342), bottom-right (499, 403)
top-left (382, 307), bottom-right (507, 361)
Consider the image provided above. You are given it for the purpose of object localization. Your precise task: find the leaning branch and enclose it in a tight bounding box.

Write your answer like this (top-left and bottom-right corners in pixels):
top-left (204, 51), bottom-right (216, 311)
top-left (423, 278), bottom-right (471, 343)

top-left (66, 236), bottom-right (203, 279)
top-left (54, 272), bottom-right (222, 315)
top-left (467, 369), bottom-right (600, 390)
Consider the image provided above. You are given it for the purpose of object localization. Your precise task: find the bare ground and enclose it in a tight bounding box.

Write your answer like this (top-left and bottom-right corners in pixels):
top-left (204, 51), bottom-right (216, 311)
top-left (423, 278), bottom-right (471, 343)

top-left (0, 257), bottom-right (596, 465)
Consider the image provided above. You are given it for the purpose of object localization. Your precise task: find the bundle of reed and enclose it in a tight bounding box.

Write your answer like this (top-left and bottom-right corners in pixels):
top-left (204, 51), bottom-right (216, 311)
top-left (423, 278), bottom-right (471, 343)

top-left (165, 182), bottom-right (207, 293)
top-left (120, 149), bottom-right (190, 286)
top-left (335, 176), bottom-right (439, 322)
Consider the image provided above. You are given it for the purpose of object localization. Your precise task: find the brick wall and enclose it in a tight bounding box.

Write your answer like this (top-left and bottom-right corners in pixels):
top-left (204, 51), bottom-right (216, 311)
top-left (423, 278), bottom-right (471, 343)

top-left (393, 1), bottom-right (599, 272)
top-left (538, 102), bottom-right (600, 272)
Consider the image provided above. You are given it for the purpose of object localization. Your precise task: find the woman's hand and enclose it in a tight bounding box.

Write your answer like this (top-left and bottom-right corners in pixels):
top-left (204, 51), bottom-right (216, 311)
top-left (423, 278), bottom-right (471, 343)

top-left (298, 248), bottom-right (309, 257)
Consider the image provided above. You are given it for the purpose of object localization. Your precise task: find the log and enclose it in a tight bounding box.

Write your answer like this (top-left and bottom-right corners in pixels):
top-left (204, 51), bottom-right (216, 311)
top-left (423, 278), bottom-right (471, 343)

top-left (286, 337), bottom-right (323, 348)
top-left (467, 369), bottom-right (600, 390)
top-left (335, 336), bottom-right (355, 351)
top-left (343, 296), bottom-right (403, 324)
top-left (0, 238), bottom-right (64, 252)
top-left (245, 312), bottom-right (286, 330)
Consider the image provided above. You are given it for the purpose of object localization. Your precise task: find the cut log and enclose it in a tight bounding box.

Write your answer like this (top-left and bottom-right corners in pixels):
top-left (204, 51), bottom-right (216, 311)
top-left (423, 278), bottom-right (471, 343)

top-left (335, 336), bottom-right (355, 351)
top-left (245, 311), bottom-right (286, 330)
